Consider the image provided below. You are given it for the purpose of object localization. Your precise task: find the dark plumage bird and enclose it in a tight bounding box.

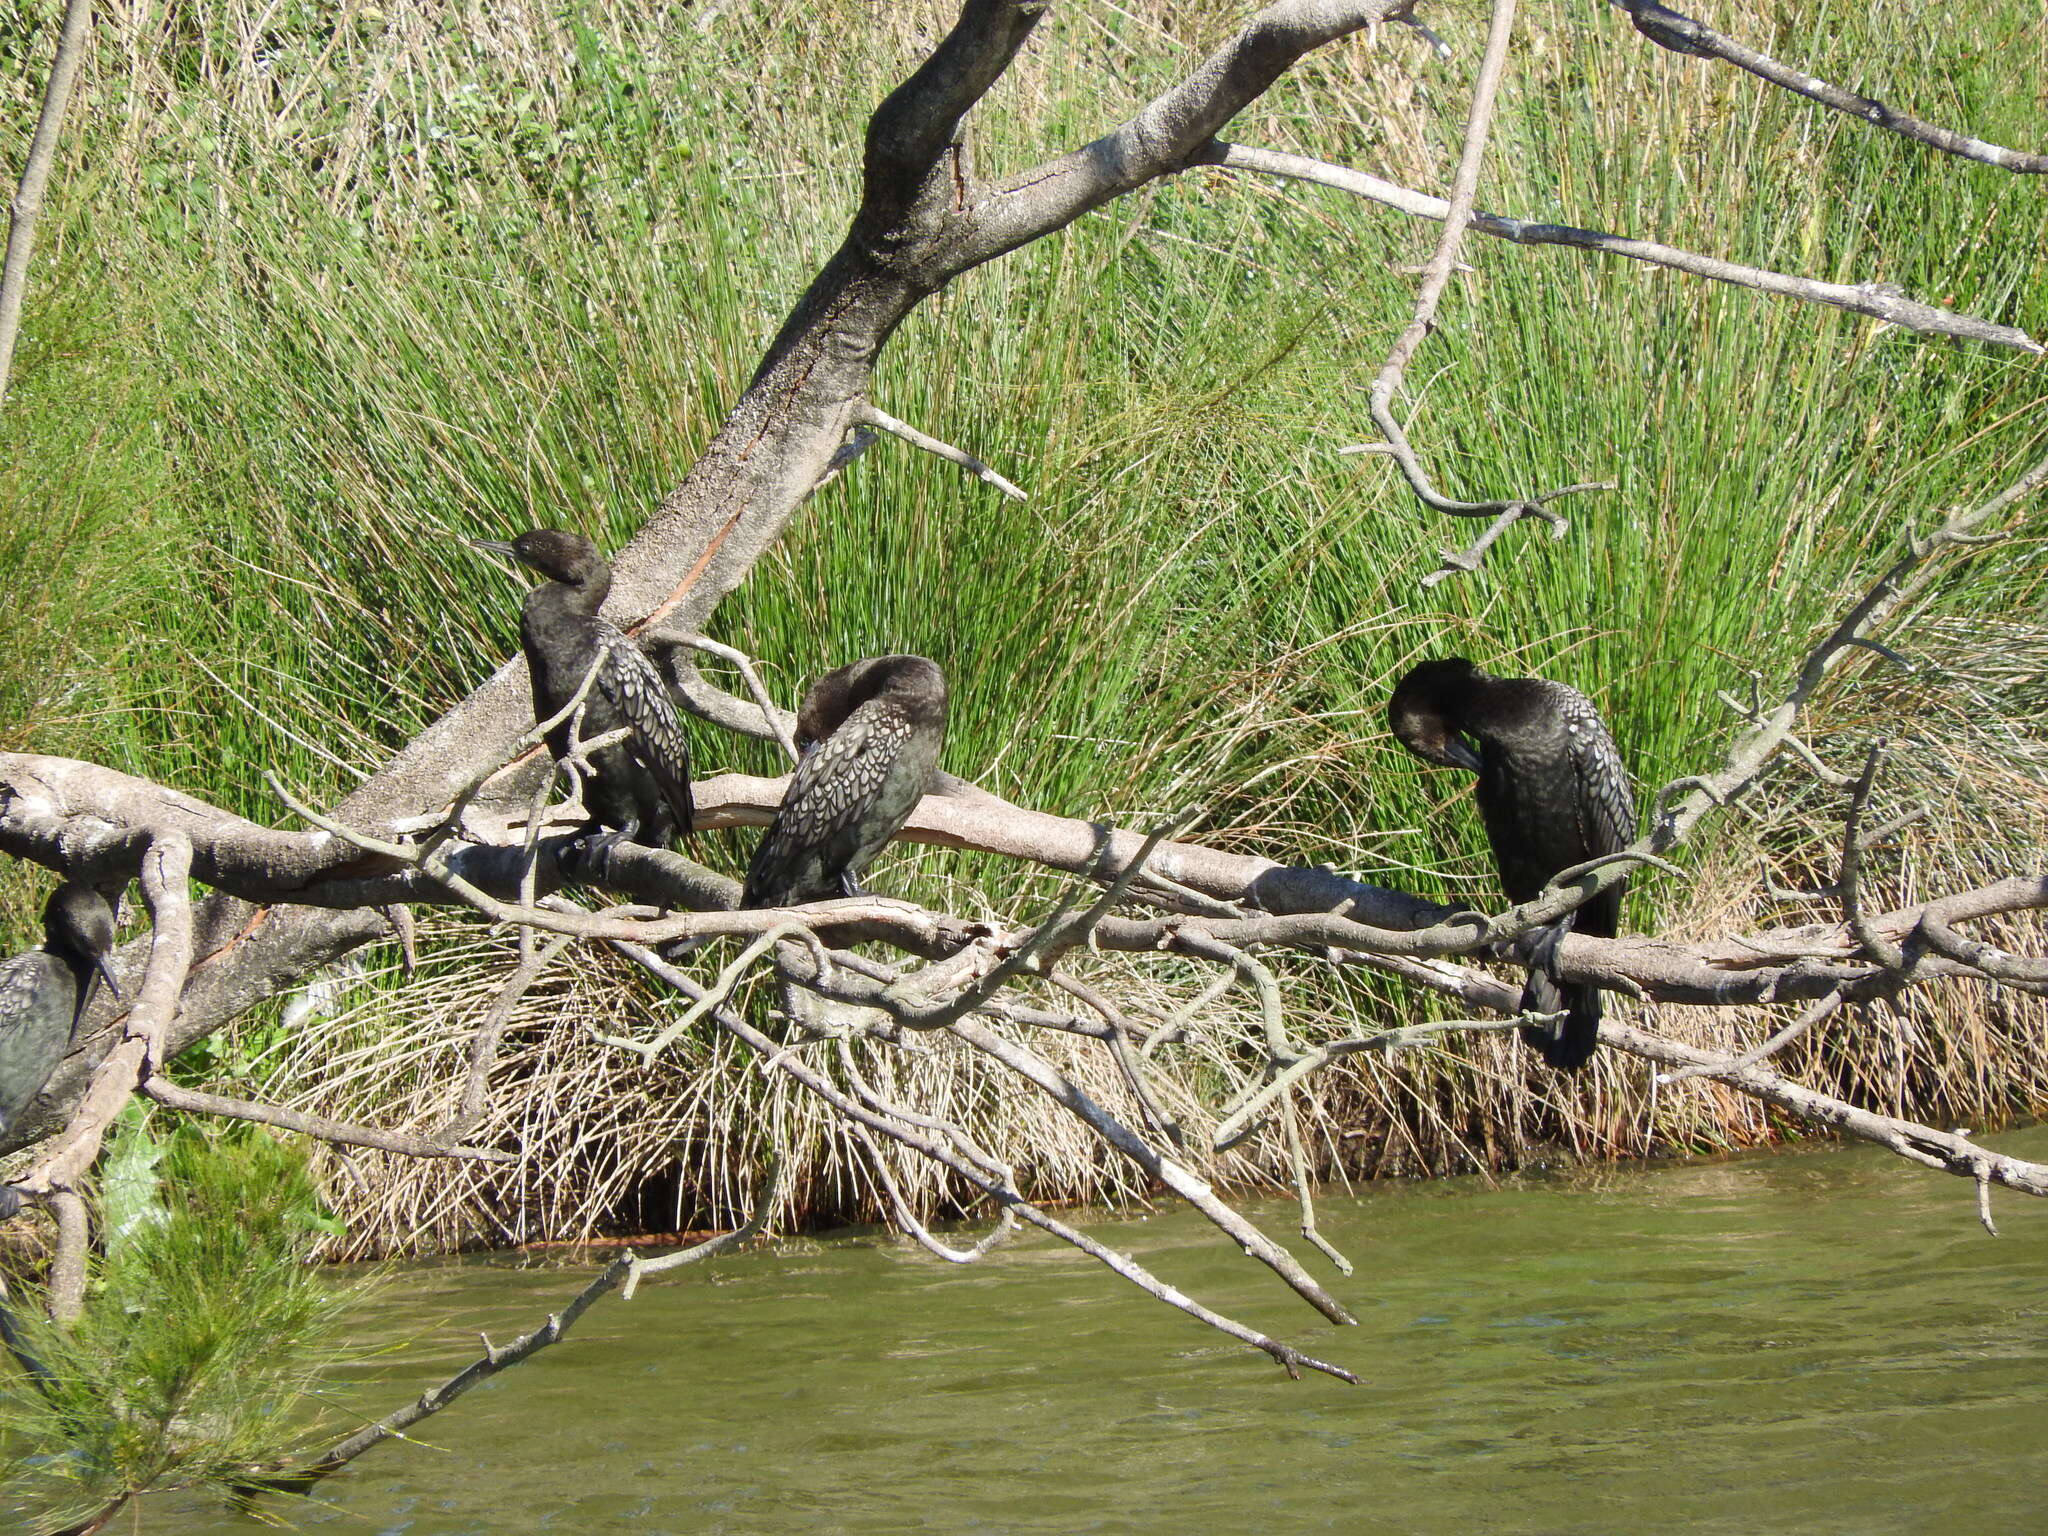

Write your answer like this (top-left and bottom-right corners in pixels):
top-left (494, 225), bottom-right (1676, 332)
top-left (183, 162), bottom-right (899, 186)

top-left (1388, 657), bottom-right (1636, 1070)
top-left (472, 529), bottom-right (695, 847)
top-left (744, 655), bottom-right (949, 908)
top-left (0, 886), bottom-right (117, 1140)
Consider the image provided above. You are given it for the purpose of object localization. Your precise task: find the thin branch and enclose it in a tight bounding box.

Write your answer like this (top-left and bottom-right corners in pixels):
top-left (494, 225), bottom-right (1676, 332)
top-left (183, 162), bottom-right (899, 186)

top-left (1202, 141), bottom-right (2042, 353)
top-left (444, 933), bottom-right (576, 1135)
top-left (1282, 1099), bottom-right (1352, 1275)
top-left (142, 1079), bottom-right (513, 1164)
top-left (1605, 1019), bottom-right (2048, 1197)
top-left (1840, 740), bottom-right (1907, 971)
top-left (615, 941), bottom-right (1357, 1381)
top-left (1049, 972), bottom-right (1185, 1146)
top-left (1213, 1015), bottom-right (1525, 1149)
top-left (288, 1157), bottom-right (788, 1482)
top-left (1654, 988), bottom-right (1849, 1085)
top-left (0, 0), bottom-right (93, 406)
top-left (881, 808), bottom-right (1198, 1028)
top-left (849, 1118), bottom-right (1020, 1264)
top-left (659, 634), bottom-right (800, 763)
top-left (949, 1017), bottom-right (1359, 1326)
top-left (857, 403), bottom-right (1028, 501)
top-left (1647, 451), bottom-right (2048, 856)
top-left (1354, 0), bottom-right (1616, 584)
top-left (1609, 0), bottom-right (2048, 174)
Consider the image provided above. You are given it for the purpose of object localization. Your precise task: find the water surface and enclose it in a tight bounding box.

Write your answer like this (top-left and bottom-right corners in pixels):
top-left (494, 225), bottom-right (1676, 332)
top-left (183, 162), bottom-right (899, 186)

top-left (154, 1129), bottom-right (2048, 1534)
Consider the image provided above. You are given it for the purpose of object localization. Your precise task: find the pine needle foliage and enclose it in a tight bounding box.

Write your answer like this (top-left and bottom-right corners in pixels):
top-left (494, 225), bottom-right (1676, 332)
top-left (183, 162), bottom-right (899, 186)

top-left (0, 1126), bottom-right (361, 1534)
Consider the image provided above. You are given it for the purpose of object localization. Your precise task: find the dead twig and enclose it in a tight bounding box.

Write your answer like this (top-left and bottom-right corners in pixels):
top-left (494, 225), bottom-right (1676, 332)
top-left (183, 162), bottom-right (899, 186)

top-left (1609, 0), bottom-right (2048, 175)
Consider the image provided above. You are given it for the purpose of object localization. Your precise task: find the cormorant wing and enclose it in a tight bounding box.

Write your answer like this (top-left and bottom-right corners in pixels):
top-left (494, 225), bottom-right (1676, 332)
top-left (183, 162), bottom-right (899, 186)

top-left (745, 703), bottom-right (914, 906)
top-left (593, 624), bottom-right (696, 833)
top-left (0, 952), bottom-right (68, 1136)
top-left (1559, 687), bottom-right (1636, 932)
top-left (1565, 700), bottom-right (1636, 856)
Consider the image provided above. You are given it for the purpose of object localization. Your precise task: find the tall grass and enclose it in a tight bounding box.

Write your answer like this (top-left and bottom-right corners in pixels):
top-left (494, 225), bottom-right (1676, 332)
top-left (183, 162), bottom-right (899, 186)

top-left (1, 0), bottom-right (2044, 1250)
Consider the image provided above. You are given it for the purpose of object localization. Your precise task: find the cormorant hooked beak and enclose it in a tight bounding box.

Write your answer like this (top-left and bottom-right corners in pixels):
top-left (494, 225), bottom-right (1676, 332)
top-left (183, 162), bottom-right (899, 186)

top-left (1442, 734), bottom-right (1484, 773)
top-left (93, 955), bottom-right (121, 1004)
top-left (469, 537), bottom-right (520, 559)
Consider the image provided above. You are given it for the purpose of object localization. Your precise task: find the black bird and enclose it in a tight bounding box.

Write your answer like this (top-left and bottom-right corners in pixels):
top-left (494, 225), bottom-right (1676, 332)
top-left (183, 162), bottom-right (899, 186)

top-left (744, 655), bottom-right (949, 907)
top-left (472, 529), bottom-right (695, 847)
top-left (1388, 657), bottom-right (1636, 1070)
top-left (0, 886), bottom-right (118, 1141)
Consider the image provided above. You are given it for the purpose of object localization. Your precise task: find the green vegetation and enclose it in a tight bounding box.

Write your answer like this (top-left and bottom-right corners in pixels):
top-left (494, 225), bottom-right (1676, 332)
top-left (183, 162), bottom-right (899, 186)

top-left (0, 1120), bottom-right (357, 1533)
top-left (1, 1), bottom-right (2044, 1249)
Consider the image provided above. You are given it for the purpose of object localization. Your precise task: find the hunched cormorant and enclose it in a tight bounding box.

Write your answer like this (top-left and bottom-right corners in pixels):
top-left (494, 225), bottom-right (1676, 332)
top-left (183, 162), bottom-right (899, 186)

top-left (744, 655), bottom-right (949, 907)
top-left (472, 529), bottom-right (695, 847)
top-left (1388, 657), bottom-right (1636, 1070)
top-left (0, 885), bottom-right (117, 1140)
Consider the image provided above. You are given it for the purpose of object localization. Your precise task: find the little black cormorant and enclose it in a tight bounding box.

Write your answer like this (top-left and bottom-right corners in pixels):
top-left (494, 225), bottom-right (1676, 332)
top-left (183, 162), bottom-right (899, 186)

top-left (0, 885), bottom-right (117, 1140)
top-left (473, 529), bottom-right (695, 847)
top-left (1388, 657), bottom-right (1636, 1070)
top-left (744, 655), bottom-right (949, 907)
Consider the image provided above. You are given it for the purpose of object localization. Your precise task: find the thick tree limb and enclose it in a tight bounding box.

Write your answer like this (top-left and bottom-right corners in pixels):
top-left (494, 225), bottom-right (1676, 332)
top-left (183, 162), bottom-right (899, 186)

top-left (17, 836), bottom-right (194, 1201)
top-left (962, 0), bottom-right (1407, 265)
top-left (5, 750), bottom-right (2045, 1065)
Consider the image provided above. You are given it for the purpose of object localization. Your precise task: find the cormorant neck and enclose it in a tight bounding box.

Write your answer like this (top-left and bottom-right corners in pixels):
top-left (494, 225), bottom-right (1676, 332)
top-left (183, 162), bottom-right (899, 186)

top-left (535, 559), bottom-right (611, 613)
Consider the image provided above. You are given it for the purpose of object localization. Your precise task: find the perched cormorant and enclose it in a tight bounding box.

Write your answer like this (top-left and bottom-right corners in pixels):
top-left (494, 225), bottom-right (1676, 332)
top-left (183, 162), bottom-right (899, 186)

top-left (744, 655), bottom-right (949, 907)
top-left (472, 529), bottom-right (695, 846)
top-left (0, 886), bottom-right (117, 1140)
top-left (1388, 658), bottom-right (1636, 1070)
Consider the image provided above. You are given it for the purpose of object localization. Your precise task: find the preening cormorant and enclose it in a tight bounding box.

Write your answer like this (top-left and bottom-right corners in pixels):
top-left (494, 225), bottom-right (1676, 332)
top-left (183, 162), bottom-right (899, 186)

top-left (1388, 657), bottom-right (1636, 1070)
top-left (744, 655), bottom-right (949, 907)
top-left (0, 886), bottom-right (117, 1140)
top-left (472, 529), bottom-right (695, 846)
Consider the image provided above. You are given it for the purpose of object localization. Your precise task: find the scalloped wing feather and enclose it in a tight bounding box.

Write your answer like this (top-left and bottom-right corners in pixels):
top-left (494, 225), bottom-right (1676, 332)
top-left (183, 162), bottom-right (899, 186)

top-left (744, 704), bottom-right (916, 906)
top-left (595, 624), bottom-right (696, 833)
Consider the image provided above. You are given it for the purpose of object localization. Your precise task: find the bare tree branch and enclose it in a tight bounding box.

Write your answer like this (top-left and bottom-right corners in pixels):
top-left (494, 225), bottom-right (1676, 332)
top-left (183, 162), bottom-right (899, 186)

top-left (1349, 0), bottom-right (1623, 584)
top-left (857, 404), bottom-right (1028, 500)
top-left (1605, 1020), bottom-right (2048, 1198)
top-left (0, 0), bottom-right (93, 407)
top-left (962, 0), bottom-right (1407, 264)
top-left (1609, 0), bottom-right (2048, 174)
top-left (1203, 141), bottom-right (2043, 353)
top-left (18, 836), bottom-right (195, 1204)
top-left (614, 941), bottom-right (1358, 1382)
top-left (140, 1079), bottom-right (512, 1165)
top-left (282, 1156), bottom-right (790, 1484)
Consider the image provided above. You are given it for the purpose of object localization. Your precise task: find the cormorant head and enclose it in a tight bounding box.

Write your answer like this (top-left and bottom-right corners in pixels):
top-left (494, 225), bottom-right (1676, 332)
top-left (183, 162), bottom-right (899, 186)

top-left (470, 528), bottom-right (608, 587)
top-left (45, 885), bottom-right (119, 998)
top-left (796, 654), bottom-right (948, 747)
top-left (1388, 658), bottom-right (1485, 772)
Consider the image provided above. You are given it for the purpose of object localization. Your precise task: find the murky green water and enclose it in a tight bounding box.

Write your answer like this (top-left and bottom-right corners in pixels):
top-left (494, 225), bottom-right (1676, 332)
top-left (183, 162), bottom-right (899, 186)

top-left (151, 1129), bottom-right (2048, 1534)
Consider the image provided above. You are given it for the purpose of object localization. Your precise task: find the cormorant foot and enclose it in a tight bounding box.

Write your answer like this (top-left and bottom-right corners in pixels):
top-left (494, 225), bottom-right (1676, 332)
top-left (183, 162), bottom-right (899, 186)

top-left (574, 821), bottom-right (640, 884)
top-left (1512, 920), bottom-right (1573, 977)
